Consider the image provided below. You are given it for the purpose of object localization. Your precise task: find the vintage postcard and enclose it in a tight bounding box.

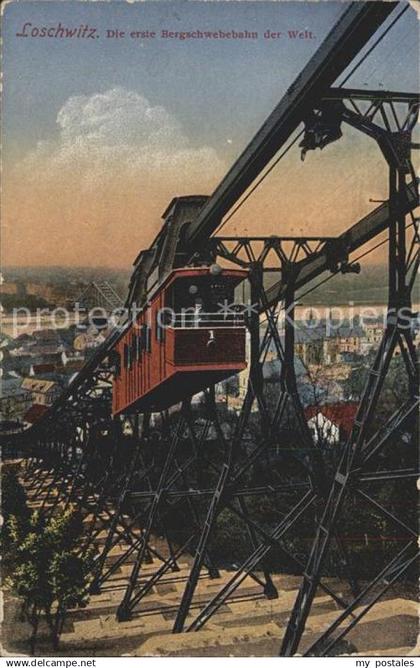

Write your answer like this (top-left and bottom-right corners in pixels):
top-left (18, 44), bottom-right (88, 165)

top-left (1, 0), bottom-right (419, 661)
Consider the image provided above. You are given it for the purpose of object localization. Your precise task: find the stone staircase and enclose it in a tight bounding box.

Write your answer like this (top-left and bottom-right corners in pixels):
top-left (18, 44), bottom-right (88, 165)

top-left (58, 562), bottom-right (418, 657)
top-left (10, 470), bottom-right (418, 657)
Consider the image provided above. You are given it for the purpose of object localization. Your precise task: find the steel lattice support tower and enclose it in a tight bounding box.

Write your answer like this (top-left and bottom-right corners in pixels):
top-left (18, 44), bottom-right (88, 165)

top-left (280, 92), bottom-right (419, 657)
top-left (2, 3), bottom-right (419, 652)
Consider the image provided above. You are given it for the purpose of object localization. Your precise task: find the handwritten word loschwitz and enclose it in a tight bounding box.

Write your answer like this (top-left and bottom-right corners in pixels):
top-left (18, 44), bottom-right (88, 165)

top-left (16, 23), bottom-right (99, 39)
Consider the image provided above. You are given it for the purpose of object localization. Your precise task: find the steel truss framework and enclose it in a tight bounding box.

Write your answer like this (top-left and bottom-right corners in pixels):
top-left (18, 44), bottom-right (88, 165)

top-left (279, 91), bottom-right (420, 656)
top-left (6, 26), bottom-right (419, 656)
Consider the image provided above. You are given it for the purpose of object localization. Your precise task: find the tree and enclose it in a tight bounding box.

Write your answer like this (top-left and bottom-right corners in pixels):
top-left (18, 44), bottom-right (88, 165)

top-left (343, 363), bottom-right (369, 401)
top-left (6, 507), bottom-right (95, 653)
top-left (1, 463), bottom-right (31, 558)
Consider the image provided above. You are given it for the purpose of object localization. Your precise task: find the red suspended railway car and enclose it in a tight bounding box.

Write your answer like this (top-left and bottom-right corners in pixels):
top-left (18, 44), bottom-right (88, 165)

top-left (112, 266), bottom-right (247, 415)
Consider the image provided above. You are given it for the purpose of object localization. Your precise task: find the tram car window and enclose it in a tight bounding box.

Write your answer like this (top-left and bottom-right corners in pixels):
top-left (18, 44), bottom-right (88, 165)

top-left (135, 332), bottom-right (142, 361)
top-left (144, 324), bottom-right (151, 352)
top-left (155, 311), bottom-right (166, 343)
top-left (109, 350), bottom-right (121, 378)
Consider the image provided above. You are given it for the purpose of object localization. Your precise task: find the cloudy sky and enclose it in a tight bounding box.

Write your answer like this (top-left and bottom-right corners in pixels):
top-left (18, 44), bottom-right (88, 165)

top-left (2, 0), bottom-right (419, 268)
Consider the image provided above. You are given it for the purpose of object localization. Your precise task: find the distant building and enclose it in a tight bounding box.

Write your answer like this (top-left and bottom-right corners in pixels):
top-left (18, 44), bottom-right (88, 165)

top-left (338, 351), bottom-right (362, 365)
top-left (2, 350), bottom-right (32, 377)
top-left (9, 348), bottom-right (35, 362)
top-left (12, 332), bottom-right (37, 348)
top-left (29, 363), bottom-right (56, 376)
top-left (362, 322), bottom-right (385, 352)
top-left (0, 378), bottom-right (31, 419)
top-left (73, 332), bottom-right (105, 351)
top-left (29, 349), bottom-right (68, 364)
top-left (0, 333), bottom-right (13, 348)
top-left (1, 282), bottom-right (17, 295)
top-left (21, 378), bottom-right (61, 406)
top-left (263, 356), bottom-right (306, 381)
top-left (23, 403), bottom-right (49, 428)
top-left (305, 402), bottom-right (358, 446)
top-left (57, 359), bottom-right (85, 374)
top-left (295, 327), bottom-right (324, 366)
top-left (329, 325), bottom-right (364, 356)
top-left (215, 375), bottom-right (239, 401)
top-left (323, 337), bottom-right (340, 365)
top-left (32, 329), bottom-right (63, 345)
top-left (0, 419), bottom-right (24, 435)
top-left (25, 283), bottom-right (56, 302)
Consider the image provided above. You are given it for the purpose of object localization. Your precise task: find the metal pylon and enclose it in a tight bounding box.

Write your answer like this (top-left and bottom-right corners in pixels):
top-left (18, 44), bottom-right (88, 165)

top-left (280, 163), bottom-right (419, 656)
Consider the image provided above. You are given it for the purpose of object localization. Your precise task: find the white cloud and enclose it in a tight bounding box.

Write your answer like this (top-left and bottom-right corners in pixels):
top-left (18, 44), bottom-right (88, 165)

top-left (16, 87), bottom-right (225, 191)
top-left (4, 87), bottom-right (226, 266)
